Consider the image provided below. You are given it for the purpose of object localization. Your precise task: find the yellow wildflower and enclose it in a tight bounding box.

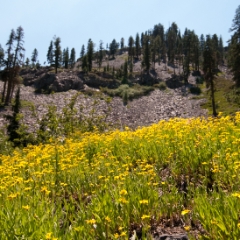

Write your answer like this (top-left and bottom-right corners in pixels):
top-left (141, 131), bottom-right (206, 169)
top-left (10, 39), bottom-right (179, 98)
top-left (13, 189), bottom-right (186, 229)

top-left (105, 216), bottom-right (111, 223)
top-left (141, 214), bottom-right (151, 220)
top-left (86, 219), bottom-right (96, 224)
top-left (184, 226), bottom-right (191, 231)
top-left (22, 205), bottom-right (30, 210)
top-left (120, 189), bottom-right (128, 195)
top-left (181, 209), bottom-right (191, 215)
top-left (139, 199), bottom-right (148, 205)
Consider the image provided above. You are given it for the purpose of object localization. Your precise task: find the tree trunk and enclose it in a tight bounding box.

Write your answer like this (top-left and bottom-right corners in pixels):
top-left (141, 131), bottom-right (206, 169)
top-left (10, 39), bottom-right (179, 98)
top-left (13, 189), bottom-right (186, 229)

top-left (1, 80), bottom-right (7, 103)
top-left (5, 79), bottom-right (12, 105)
top-left (210, 77), bottom-right (217, 117)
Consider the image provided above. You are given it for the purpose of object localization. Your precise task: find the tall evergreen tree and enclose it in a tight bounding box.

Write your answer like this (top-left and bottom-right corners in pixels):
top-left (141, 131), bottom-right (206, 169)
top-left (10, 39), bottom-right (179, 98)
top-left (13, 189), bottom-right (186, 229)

top-left (143, 36), bottom-right (151, 73)
top-left (4, 26), bottom-right (25, 105)
top-left (98, 40), bottom-right (104, 70)
top-left (87, 39), bottom-right (94, 71)
top-left (13, 26), bottom-right (25, 66)
top-left (218, 36), bottom-right (224, 65)
top-left (53, 36), bottom-right (61, 74)
top-left (203, 35), bottom-right (217, 116)
top-left (109, 39), bottom-right (118, 58)
top-left (80, 44), bottom-right (85, 59)
top-left (128, 36), bottom-right (135, 61)
top-left (120, 37), bottom-right (124, 49)
top-left (25, 57), bottom-right (30, 67)
top-left (140, 32), bottom-right (144, 48)
top-left (167, 22), bottom-right (178, 66)
top-left (47, 41), bottom-right (54, 65)
top-left (82, 55), bottom-right (88, 72)
top-left (228, 5), bottom-right (240, 87)
top-left (5, 29), bottom-right (15, 69)
top-left (135, 33), bottom-right (141, 59)
top-left (70, 48), bottom-right (76, 68)
top-left (6, 86), bottom-right (21, 145)
top-left (31, 48), bottom-right (38, 66)
top-left (0, 44), bottom-right (4, 70)
top-left (63, 48), bottom-right (69, 69)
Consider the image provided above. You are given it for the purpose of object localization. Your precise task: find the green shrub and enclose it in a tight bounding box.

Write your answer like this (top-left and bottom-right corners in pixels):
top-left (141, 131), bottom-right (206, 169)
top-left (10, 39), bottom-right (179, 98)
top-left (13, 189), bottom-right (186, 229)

top-left (189, 86), bottom-right (201, 94)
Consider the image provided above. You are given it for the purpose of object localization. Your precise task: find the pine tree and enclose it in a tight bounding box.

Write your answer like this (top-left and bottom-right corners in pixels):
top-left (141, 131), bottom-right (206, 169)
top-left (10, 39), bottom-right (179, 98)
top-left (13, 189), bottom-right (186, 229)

top-left (150, 37), bottom-right (157, 70)
top-left (167, 22), bottom-right (178, 66)
top-left (13, 26), bottom-right (25, 67)
top-left (228, 5), bottom-right (240, 87)
top-left (203, 35), bottom-right (217, 116)
top-left (135, 33), bottom-right (140, 59)
top-left (128, 36), bottom-right (135, 61)
top-left (5, 29), bottom-right (15, 69)
top-left (0, 44), bottom-right (5, 70)
top-left (31, 48), bottom-right (38, 67)
top-left (218, 36), bottom-right (224, 65)
top-left (47, 41), bottom-right (54, 65)
top-left (109, 39), bottom-right (118, 58)
top-left (53, 36), bottom-right (61, 74)
top-left (25, 57), bottom-right (30, 67)
top-left (70, 48), bottom-right (76, 68)
top-left (120, 37), bottom-right (124, 49)
top-left (87, 39), bottom-right (94, 71)
top-left (140, 32), bottom-right (144, 48)
top-left (122, 60), bottom-right (128, 84)
top-left (82, 55), bottom-right (88, 72)
top-left (80, 44), bottom-right (85, 59)
top-left (4, 26), bottom-right (25, 105)
top-left (143, 36), bottom-right (151, 73)
top-left (64, 48), bottom-right (69, 69)
top-left (98, 40), bottom-right (104, 70)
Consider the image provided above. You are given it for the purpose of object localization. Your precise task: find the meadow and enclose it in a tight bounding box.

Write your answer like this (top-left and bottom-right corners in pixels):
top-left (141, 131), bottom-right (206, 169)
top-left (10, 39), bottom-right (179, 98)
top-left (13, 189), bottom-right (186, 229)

top-left (0, 113), bottom-right (240, 239)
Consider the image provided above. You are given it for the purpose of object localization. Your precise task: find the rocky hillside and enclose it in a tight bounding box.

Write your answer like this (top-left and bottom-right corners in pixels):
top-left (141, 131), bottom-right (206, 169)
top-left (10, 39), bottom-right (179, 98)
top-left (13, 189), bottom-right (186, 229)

top-left (0, 84), bottom-right (207, 134)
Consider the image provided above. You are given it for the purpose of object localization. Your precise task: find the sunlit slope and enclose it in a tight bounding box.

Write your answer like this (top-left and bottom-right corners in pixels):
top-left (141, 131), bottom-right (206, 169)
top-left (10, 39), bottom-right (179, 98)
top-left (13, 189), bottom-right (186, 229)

top-left (0, 114), bottom-right (240, 239)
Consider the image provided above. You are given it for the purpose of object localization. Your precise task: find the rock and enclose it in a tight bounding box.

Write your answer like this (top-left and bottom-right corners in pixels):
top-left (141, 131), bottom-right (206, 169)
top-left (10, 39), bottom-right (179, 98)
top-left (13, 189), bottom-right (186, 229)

top-left (154, 234), bottom-right (188, 240)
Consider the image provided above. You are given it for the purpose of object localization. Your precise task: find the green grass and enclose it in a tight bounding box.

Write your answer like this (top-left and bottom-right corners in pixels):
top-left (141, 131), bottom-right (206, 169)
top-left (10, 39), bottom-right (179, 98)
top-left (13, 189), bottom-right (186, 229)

top-left (199, 76), bottom-right (240, 115)
top-left (101, 84), bottom-right (154, 100)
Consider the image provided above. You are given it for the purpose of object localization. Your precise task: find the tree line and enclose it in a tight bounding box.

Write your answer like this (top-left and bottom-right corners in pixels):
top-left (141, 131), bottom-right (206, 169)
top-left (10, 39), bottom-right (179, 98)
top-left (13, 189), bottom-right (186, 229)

top-left (0, 5), bottom-right (240, 106)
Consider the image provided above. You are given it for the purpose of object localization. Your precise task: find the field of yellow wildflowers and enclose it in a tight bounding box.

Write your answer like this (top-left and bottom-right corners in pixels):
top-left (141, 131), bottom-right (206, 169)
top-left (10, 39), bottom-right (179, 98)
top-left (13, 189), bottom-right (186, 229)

top-left (0, 113), bottom-right (240, 239)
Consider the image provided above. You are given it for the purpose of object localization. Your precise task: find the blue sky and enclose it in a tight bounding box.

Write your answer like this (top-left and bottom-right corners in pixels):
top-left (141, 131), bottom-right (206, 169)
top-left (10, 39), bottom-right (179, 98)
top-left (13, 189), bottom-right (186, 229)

top-left (0, 0), bottom-right (239, 64)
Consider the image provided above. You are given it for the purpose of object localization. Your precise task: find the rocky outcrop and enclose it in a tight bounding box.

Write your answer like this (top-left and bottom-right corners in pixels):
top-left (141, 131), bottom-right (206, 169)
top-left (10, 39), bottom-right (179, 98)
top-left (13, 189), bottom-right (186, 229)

top-left (22, 69), bottom-right (84, 92)
top-left (21, 68), bottom-right (119, 92)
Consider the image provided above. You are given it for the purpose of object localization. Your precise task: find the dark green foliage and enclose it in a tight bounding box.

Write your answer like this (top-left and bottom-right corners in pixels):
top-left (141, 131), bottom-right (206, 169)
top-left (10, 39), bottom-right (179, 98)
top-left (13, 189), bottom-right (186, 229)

top-left (228, 5), bottom-right (240, 87)
top-left (5, 87), bottom-right (33, 147)
top-left (166, 22), bottom-right (178, 65)
top-left (135, 33), bottom-right (141, 58)
top-left (53, 36), bottom-right (61, 74)
top-left (128, 36), bottom-right (135, 61)
top-left (25, 57), bottom-right (30, 67)
top-left (0, 44), bottom-right (4, 69)
top-left (121, 60), bottom-right (128, 84)
top-left (109, 39), bottom-right (118, 58)
top-left (63, 48), bottom-right (69, 69)
top-left (13, 26), bottom-right (25, 67)
top-left (87, 39), bottom-right (94, 71)
top-left (31, 48), bottom-right (38, 66)
top-left (120, 37), bottom-right (124, 49)
top-left (203, 35), bottom-right (217, 116)
top-left (143, 36), bottom-right (150, 72)
top-left (70, 48), bottom-right (76, 68)
top-left (189, 86), bottom-right (201, 94)
top-left (47, 41), bottom-right (54, 65)
top-left (82, 55), bottom-right (88, 72)
top-left (98, 41), bottom-right (104, 70)
top-left (3, 26), bottom-right (25, 105)
top-left (80, 44), bottom-right (85, 59)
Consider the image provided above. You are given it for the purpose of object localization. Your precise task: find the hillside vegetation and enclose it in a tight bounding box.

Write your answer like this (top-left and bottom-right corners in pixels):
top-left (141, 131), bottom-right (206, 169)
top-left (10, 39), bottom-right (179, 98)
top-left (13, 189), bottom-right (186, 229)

top-left (0, 114), bottom-right (240, 239)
